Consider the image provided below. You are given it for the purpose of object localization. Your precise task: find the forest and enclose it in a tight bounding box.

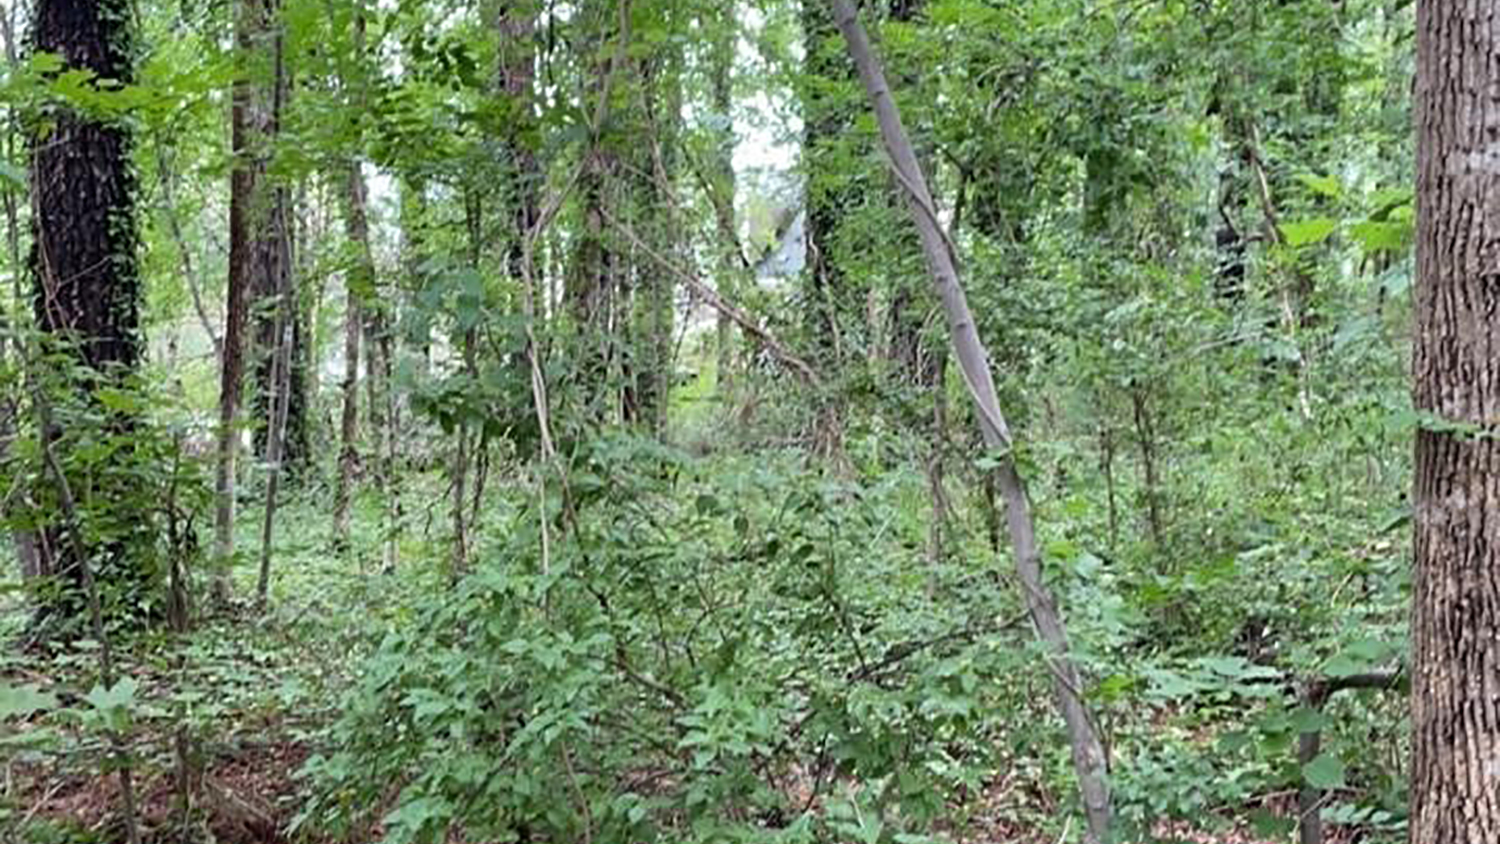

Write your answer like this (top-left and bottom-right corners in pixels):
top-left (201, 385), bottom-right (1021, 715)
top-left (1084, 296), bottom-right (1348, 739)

top-left (0, 0), bottom-right (1494, 841)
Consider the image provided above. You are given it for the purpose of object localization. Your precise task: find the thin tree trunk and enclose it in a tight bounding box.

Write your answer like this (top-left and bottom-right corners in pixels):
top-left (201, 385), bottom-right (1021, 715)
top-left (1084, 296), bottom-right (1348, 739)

top-left (452, 190), bottom-right (482, 576)
top-left (334, 5), bottom-right (371, 553)
top-left (1409, 0), bottom-right (1500, 839)
top-left (254, 18), bottom-right (293, 610)
top-left (828, 2), bottom-right (1111, 838)
top-left (709, 11), bottom-right (737, 394)
top-left (1130, 387), bottom-right (1163, 547)
top-left (925, 352), bottom-right (950, 567)
top-left (157, 143), bottom-right (221, 362)
top-left (365, 305), bottom-right (397, 572)
top-left (256, 249), bottom-right (292, 610)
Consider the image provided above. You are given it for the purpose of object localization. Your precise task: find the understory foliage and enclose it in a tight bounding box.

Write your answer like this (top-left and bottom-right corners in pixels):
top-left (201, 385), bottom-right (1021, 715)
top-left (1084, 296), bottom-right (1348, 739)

top-left (0, 0), bottom-right (1421, 841)
top-left (299, 437), bottom-right (1028, 843)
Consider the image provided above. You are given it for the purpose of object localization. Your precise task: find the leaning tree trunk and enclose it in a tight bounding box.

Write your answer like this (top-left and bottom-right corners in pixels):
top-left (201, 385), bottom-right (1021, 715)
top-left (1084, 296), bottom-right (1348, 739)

top-left (1409, 1), bottom-right (1500, 840)
top-left (828, 2), bottom-right (1112, 839)
top-left (29, 0), bottom-right (146, 626)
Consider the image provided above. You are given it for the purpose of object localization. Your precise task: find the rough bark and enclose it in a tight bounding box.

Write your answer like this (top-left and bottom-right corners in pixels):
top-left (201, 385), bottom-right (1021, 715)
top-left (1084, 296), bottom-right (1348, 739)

top-left (829, 2), bottom-right (1112, 839)
top-left (248, 0), bottom-right (293, 607)
top-left (215, 0), bottom-right (279, 601)
top-left (30, 0), bottom-right (140, 375)
top-left (29, 0), bottom-right (147, 622)
top-left (1410, 1), bottom-right (1500, 840)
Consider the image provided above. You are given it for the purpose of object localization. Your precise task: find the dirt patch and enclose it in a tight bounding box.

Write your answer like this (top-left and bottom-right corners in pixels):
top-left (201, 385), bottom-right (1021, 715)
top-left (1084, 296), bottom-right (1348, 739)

top-left (21, 737), bottom-right (311, 844)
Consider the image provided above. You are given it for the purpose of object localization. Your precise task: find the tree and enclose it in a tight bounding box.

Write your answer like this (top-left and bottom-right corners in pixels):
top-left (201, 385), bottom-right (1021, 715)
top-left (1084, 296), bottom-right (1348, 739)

top-left (1409, 0), bottom-right (1500, 838)
top-left (334, 1), bottom-right (372, 552)
top-left (828, 0), bottom-right (1112, 838)
top-left (214, 0), bottom-right (290, 602)
top-left (29, 0), bottom-right (145, 616)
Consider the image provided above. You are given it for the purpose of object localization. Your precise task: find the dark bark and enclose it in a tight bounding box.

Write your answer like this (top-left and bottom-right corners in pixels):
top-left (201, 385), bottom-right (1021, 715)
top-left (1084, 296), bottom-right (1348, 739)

top-left (1410, 1), bottom-right (1500, 840)
top-left (1296, 671), bottom-right (1402, 844)
top-left (30, 0), bottom-right (140, 375)
top-left (243, 0), bottom-right (306, 477)
top-left (29, 0), bottom-right (148, 624)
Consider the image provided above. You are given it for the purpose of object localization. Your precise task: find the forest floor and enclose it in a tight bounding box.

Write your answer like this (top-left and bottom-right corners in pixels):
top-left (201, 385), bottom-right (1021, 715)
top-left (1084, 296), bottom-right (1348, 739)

top-left (4, 486), bottom-right (1369, 844)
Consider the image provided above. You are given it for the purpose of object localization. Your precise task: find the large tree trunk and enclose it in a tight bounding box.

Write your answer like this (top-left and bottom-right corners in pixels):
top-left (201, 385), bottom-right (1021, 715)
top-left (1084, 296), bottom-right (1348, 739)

top-left (29, 0), bottom-right (145, 621)
top-left (1409, 1), bottom-right (1500, 839)
top-left (828, 2), bottom-right (1112, 839)
top-left (214, 0), bottom-right (282, 602)
top-left (252, 1), bottom-right (294, 609)
top-left (569, 0), bottom-right (623, 421)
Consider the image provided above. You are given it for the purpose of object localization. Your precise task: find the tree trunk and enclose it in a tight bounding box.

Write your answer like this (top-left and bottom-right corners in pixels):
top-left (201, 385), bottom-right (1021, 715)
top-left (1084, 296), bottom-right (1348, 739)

top-left (802, 0), bottom-right (851, 370)
top-left (215, 0), bottom-right (281, 602)
top-left (1410, 1), bottom-right (1500, 839)
top-left (253, 11), bottom-right (294, 609)
top-left (246, 0), bottom-right (305, 478)
top-left (828, 2), bottom-right (1112, 839)
top-left (334, 4), bottom-right (371, 553)
top-left (709, 9), bottom-right (738, 395)
top-left (29, 0), bottom-right (146, 621)
top-left (255, 225), bottom-right (293, 610)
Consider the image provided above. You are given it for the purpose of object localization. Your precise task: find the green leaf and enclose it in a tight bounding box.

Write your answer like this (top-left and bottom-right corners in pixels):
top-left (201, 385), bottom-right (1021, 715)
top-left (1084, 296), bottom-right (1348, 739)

top-left (1281, 218), bottom-right (1338, 247)
top-left (1296, 173), bottom-right (1341, 199)
top-left (0, 683), bottom-right (57, 719)
top-left (1349, 220), bottom-right (1409, 253)
top-left (83, 677), bottom-right (139, 712)
top-left (1289, 706), bottom-right (1330, 734)
top-left (1302, 753), bottom-right (1346, 789)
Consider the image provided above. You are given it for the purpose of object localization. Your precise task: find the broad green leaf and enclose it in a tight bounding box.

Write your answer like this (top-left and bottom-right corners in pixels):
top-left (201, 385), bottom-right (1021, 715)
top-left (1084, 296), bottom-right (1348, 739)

top-left (0, 683), bottom-right (57, 719)
top-left (83, 676), bottom-right (139, 712)
top-left (1349, 220), bottom-right (1409, 253)
top-left (1296, 173), bottom-right (1341, 198)
top-left (1289, 707), bottom-right (1331, 734)
top-left (1282, 218), bottom-right (1338, 247)
top-left (1302, 753), bottom-right (1346, 789)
